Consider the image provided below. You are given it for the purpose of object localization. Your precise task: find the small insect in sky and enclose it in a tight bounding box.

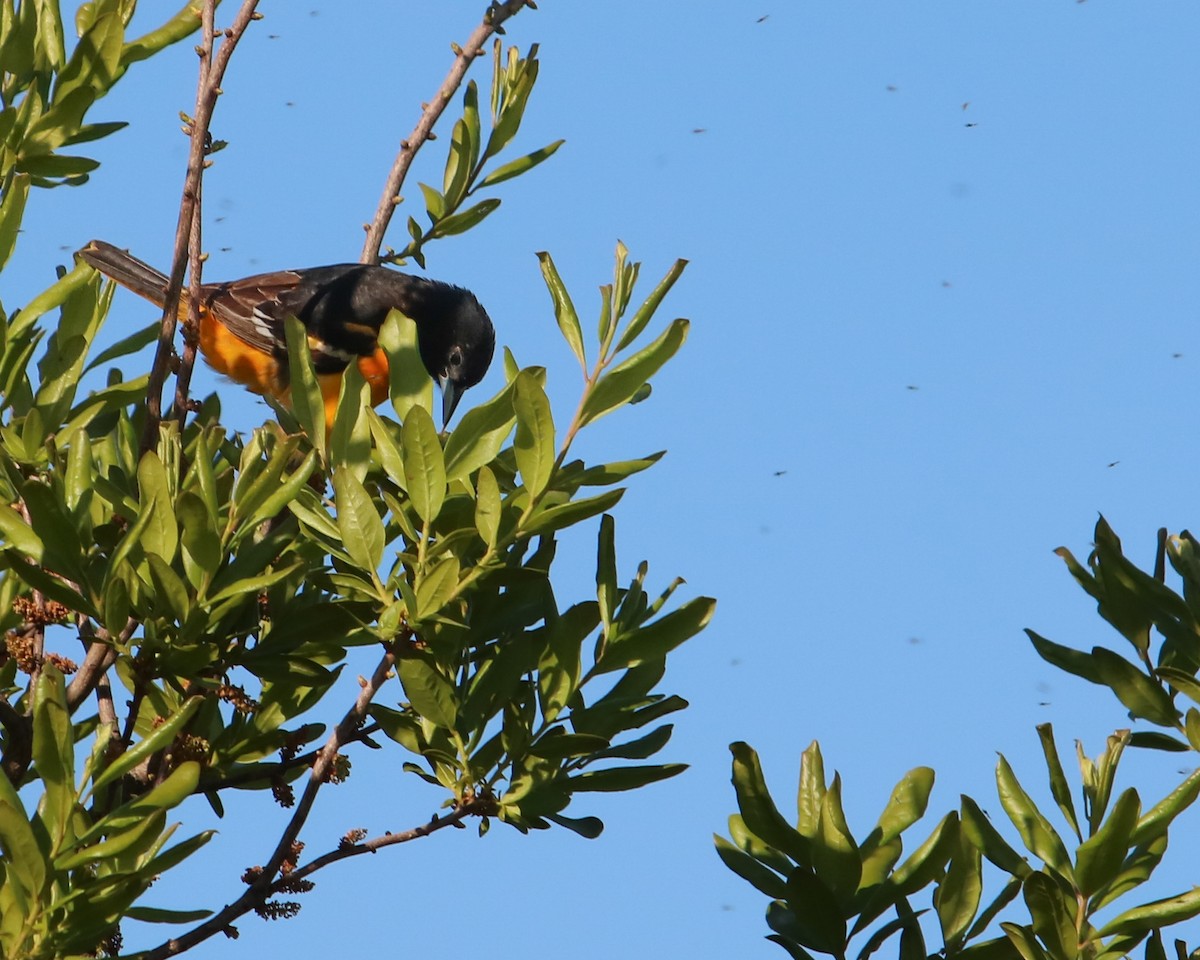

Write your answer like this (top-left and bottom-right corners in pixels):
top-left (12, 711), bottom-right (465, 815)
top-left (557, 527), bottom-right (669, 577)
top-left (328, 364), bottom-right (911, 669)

top-left (756, 15), bottom-right (769, 23)
top-left (965, 122), bottom-right (979, 128)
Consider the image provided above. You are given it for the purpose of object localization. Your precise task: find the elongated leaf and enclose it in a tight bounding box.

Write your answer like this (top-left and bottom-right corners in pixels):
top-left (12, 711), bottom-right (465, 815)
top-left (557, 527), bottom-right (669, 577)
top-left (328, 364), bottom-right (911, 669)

top-left (431, 198), bottom-right (501, 238)
top-left (524, 489), bottom-right (624, 538)
top-left (536, 250), bottom-right (585, 368)
top-left (1091, 647), bottom-right (1178, 725)
top-left (513, 369), bottom-right (554, 497)
top-left (137, 449), bottom-right (178, 563)
top-left (729, 742), bottom-right (810, 865)
top-left (597, 596), bottom-right (715, 675)
top-left (813, 775), bottom-right (861, 907)
top-left (1035, 723), bottom-right (1080, 841)
top-left (380, 310), bottom-right (433, 423)
top-left (779, 870), bottom-right (847, 954)
top-left (797, 741), bottom-right (826, 839)
top-left (1131, 767), bottom-right (1200, 845)
top-left (960, 795), bottom-right (1032, 878)
top-left (90, 697), bottom-right (202, 792)
top-left (1025, 629), bottom-right (1102, 684)
top-left (615, 258), bottom-right (688, 353)
top-left (397, 654), bottom-right (457, 730)
top-left (474, 465), bottom-right (501, 549)
top-left (0, 501), bottom-right (43, 557)
top-left (478, 139), bottom-right (563, 188)
top-left (283, 316), bottom-right (324, 448)
top-left (995, 755), bottom-right (1072, 878)
top-left (0, 173), bottom-right (29, 271)
top-left (401, 404), bottom-right (446, 524)
top-left (32, 666), bottom-right (73, 852)
top-left (443, 378), bottom-right (517, 483)
top-left (1075, 787), bottom-right (1140, 896)
top-left (715, 834), bottom-right (788, 899)
top-left (333, 465), bottom-right (384, 576)
top-left (570, 763), bottom-right (685, 792)
top-left (582, 318), bottom-right (689, 426)
top-left (936, 835), bottom-right (983, 947)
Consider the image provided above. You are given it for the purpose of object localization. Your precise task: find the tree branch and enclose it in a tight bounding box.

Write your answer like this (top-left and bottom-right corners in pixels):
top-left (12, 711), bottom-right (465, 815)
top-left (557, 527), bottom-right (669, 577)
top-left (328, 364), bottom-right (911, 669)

top-left (139, 0), bottom-right (261, 456)
top-left (359, 0), bottom-right (534, 264)
top-left (142, 649), bottom-right (397, 959)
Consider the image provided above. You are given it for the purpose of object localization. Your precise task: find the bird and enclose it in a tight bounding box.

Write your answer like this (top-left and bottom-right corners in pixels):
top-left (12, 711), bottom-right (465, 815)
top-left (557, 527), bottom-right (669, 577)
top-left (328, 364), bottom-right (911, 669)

top-left (77, 240), bottom-right (494, 432)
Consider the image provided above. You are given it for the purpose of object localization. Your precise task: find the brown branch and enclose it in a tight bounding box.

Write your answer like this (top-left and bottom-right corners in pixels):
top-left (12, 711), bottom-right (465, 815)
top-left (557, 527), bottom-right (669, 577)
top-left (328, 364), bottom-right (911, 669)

top-left (64, 636), bottom-right (118, 713)
top-left (141, 649), bottom-right (397, 959)
top-left (359, 0), bottom-right (534, 264)
top-left (196, 723), bottom-right (383, 793)
top-left (274, 794), bottom-right (492, 889)
top-left (139, 0), bottom-right (261, 457)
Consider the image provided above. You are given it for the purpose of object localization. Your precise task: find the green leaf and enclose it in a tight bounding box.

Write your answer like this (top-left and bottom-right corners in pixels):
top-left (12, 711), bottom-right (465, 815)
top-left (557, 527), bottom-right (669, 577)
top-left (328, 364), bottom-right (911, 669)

top-left (32, 666), bottom-right (74, 852)
top-left (474, 465), bottom-right (501, 549)
top-left (330, 361), bottom-right (372, 479)
top-left (1035, 723), bottom-right (1080, 841)
top-left (524, 489), bottom-right (624, 538)
top-left (1075, 787), bottom-right (1140, 896)
top-left (778, 870), bottom-right (847, 954)
top-left (960, 794), bottom-right (1032, 878)
top-left (442, 378), bottom-right (517, 483)
top-left (615, 258), bottom-right (688, 353)
top-left (380, 309), bottom-right (433, 424)
top-left (1091, 647), bottom-right (1178, 725)
top-left (545, 813), bottom-right (604, 839)
top-left (995, 755), bottom-right (1072, 878)
top-left (397, 654), bottom-right (458, 730)
top-left (936, 834), bottom-right (983, 947)
top-left (1131, 767), bottom-right (1200, 845)
top-left (596, 513), bottom-right (617, 628)
top-left (283, 315), bottom-right (324, 448)
top-left (1025, 629), bottom-right (1102, 684)
top-left (0, 173), bottom-right (29, 272)
top-left (569, 763), bottom-right (685, 792)
top-left (0, 501), bottom-right (43, 557)
top-left (90, 697), bottom-right (203, 793)
top-left (582, 318), bottom-right (689, 426)
top-left (333, 465), bottom-right (385, 576)
top-left (813, 774), bottom-right (861, 907)
top-left (597, 596), bottom-right (715, 675)
top-left (0, 764), bottom-right (47, 900)
top-left (137, 449), bottom-right (178, 563)
top-left (536, 250), bottom-right (585, 368)
top-left (729, 742), bottom-right (810, 865)
top-left (415, 554), bottom-right (460, 621)
top-left (401, 404), bottom-right (446, 524)
top-left (84, 320), bottom-right (157, 373)
top-left (124, 906), bottom-right (213, 924)
top-left (430, 198), bottom-right (501, 238)
top-left (1023, 871), bottom-right (1078, 958)
top-left (478, 139), bottom-right (564, 189)
top-left (513, 369), bottom-right (555, 497)
top-left (796, 741), bottom-right (826, 840)
top-left (714, 834), bottom-right (788, 899)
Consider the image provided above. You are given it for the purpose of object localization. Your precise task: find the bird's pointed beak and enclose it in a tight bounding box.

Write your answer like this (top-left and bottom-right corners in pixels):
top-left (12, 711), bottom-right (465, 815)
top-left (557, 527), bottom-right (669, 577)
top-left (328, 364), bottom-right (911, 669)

top-left (439, 376), bottom-right (462, 429)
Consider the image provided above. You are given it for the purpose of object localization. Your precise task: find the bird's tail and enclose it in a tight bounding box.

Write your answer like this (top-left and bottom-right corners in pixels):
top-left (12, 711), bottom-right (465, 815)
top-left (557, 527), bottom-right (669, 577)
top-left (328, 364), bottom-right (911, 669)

top-left (77, 240), bottom-right (169, 307)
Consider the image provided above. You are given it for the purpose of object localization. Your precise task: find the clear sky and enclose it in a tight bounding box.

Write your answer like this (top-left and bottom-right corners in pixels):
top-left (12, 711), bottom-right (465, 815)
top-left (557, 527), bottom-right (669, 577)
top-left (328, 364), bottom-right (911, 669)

top-left (9, 2), bottom-right (1200, 957)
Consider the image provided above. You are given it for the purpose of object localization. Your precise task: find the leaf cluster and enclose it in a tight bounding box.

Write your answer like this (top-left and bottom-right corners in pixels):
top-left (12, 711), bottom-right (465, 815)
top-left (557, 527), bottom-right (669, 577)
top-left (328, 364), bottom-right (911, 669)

top-left (386, 40), bottom-right (563, 269)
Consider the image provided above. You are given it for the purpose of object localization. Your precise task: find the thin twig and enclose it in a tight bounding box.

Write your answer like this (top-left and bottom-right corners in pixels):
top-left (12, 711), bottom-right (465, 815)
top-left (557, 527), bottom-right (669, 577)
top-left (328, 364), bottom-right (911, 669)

top-left (197, 723), bottom-right (383, 793)
top-left (359, 0), bottom-right (534, 264)
top-left (139, 0), bottom-right (261, 456)
top-left (274, 796), bottom-right (491, 888)
top-left (142, 649), bottom-right (397, 959)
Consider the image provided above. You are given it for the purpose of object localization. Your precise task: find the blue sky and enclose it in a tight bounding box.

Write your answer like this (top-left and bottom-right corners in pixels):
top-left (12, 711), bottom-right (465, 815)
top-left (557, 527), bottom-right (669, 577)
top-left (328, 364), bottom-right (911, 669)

top-left (9, 2), bottom-right (1200, 957)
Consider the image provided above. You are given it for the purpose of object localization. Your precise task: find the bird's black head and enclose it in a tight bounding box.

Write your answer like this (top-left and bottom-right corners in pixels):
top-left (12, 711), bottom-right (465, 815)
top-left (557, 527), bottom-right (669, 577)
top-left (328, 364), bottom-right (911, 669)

top-left (412, 281), bottom-right (496, 426)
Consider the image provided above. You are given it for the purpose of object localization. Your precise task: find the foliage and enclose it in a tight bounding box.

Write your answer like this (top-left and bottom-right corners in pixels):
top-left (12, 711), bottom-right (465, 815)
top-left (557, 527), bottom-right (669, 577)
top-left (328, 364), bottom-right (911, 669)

top-left (0, 4), bottom-right (712, 958)
top-left (719, 517), bottom-right (1200, 960)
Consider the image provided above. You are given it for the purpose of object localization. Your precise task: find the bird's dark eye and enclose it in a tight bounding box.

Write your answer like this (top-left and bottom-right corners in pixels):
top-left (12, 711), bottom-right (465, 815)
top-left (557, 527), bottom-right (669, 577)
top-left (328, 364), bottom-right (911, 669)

top-left (449, 349), bottom-right (463, 367)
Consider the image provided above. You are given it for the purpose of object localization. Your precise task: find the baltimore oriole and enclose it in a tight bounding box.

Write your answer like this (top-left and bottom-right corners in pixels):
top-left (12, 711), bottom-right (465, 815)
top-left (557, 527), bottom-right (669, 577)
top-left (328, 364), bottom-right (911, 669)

top-left (77, 240), bottom-right (495, 430)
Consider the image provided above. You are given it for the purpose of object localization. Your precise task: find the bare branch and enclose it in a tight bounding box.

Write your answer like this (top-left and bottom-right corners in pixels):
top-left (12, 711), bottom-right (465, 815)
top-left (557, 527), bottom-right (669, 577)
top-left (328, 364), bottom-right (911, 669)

top-left (141, 648), bottom-right (397, 959)
top-left (359, 0), bottom-right (534, 264)
top-left (275, 793), bottom-right (494, 888)
top-left (140, 0), bottom-right (261, 455)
